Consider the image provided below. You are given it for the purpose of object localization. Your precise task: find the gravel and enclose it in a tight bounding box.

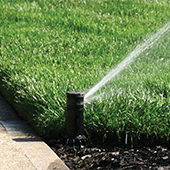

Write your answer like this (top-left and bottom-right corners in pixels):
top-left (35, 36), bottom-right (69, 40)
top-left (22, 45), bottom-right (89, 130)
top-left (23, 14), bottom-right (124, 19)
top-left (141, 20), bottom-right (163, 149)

top-left (45, 138), bottom-right (170, 170)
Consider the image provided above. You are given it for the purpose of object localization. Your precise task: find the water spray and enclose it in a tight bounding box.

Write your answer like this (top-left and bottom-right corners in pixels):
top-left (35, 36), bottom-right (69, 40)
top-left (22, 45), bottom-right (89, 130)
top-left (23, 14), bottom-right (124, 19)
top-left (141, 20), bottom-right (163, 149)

top-left (65, 91), bottom-right (84, 147)
top-left (84, 21), bottom-right (170, 102)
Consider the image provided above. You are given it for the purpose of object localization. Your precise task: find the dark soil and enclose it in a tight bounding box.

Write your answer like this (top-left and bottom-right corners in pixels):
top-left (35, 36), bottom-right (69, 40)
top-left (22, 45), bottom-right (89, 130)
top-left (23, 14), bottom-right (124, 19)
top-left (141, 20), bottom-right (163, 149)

top-left (45, 138), bottom-right (170, 170)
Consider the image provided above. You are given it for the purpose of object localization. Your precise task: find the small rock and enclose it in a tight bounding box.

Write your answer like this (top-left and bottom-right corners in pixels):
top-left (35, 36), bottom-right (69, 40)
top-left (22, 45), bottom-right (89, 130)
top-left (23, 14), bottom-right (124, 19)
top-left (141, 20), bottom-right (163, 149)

top-left (81, 154), bottom-right (92, 160)
top-left (162, 156), bottom-right (169, 160)
top-left (158, 167), bottom-right (164, 170)
top-left (162, 148), bottom-right (167, 152)
top-left (111, 158), bottom-right (115, 161)
top-left (91, 148), bottom-right (101, 152)
top-left (124, 151), bottom-right (129, 154)
top-left (73, 156), bottom-right (80, 163)
top-left (101, 155), bottom-right (107, 161)
top-left (111, 151), bottom-right (119, 156)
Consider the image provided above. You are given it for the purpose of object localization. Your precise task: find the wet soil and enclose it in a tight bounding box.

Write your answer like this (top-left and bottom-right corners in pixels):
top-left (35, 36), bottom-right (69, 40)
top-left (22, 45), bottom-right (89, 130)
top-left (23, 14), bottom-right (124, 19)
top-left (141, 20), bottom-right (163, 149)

top-left (46, 138), bottom-right (170, 170)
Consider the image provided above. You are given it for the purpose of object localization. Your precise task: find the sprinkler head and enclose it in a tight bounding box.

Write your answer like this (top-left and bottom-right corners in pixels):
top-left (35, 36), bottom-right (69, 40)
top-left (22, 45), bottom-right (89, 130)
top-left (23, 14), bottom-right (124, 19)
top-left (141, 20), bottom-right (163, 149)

top-left (65, 91), bottom-right (84, 148)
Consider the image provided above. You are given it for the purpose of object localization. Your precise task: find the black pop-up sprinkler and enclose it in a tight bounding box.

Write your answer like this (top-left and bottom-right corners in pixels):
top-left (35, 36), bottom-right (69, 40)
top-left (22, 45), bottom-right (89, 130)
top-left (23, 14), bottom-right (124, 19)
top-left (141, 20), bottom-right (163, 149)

top-left (65, 91), bottom-right (84, 147)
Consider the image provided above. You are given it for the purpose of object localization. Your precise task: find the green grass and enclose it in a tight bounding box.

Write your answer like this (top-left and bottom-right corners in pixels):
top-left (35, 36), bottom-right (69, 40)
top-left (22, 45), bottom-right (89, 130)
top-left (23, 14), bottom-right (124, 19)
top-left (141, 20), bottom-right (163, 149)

top-left (0, 0), bottom-right (170, 141)
top-left (85, 30), bottom-right (170, 142)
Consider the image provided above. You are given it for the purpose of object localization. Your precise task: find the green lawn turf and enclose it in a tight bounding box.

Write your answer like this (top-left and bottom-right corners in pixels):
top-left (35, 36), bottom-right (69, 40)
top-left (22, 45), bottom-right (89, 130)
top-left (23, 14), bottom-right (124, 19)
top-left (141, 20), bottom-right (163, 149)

top-left (1, 0), bottom-right (170, 142)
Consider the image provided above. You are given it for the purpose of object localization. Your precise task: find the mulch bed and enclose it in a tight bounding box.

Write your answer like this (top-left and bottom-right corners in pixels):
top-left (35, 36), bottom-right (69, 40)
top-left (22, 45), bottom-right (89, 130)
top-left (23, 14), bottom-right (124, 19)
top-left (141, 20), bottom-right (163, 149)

top-left (45, 138), bottom-right (170, 170)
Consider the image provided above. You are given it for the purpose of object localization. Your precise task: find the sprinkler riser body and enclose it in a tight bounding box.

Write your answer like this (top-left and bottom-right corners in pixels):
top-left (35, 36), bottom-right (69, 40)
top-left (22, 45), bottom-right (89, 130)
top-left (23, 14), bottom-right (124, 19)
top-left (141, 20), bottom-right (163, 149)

top-left (65, 91), bottom-right (84, 139)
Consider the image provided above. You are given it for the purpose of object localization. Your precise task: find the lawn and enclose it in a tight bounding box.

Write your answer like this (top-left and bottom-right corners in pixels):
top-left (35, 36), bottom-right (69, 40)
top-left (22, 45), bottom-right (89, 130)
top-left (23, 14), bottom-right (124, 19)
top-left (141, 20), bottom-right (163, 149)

top-left (0, 0), bottom-right (170, 142)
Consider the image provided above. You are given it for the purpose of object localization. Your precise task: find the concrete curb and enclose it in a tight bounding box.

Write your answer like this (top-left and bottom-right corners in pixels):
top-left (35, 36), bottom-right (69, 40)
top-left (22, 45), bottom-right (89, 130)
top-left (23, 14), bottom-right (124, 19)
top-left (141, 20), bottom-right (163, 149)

top-left (0, 95), bottom-right (69, 170)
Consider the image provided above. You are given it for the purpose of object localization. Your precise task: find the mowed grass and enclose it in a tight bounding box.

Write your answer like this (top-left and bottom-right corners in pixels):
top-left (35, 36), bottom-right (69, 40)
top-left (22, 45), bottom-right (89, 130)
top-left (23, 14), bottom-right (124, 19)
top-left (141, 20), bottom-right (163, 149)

top-left (85, 29), bottom-right (170, 142)
top-left (0, 0), bottom-right (170, 141)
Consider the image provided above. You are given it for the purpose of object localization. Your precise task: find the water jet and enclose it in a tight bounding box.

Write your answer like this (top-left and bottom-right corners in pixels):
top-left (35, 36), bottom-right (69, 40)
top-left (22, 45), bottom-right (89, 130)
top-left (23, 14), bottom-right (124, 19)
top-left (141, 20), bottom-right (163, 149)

top-left (65, 91), bottom-right (84, 147)
top-left (84, 21), bottom-right (170, 103)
